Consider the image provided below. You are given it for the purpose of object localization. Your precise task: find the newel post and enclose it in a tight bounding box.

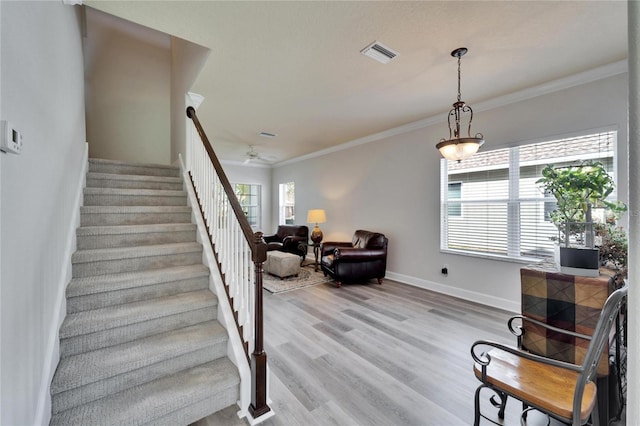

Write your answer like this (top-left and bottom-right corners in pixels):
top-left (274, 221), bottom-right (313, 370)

top-left (250, 232), bottom-right (271, 419)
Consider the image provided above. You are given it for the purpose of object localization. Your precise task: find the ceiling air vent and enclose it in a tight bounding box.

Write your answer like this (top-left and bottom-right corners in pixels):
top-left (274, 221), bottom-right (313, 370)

top-left (361, 41), bottom-right (398, 64)
top-left (258, 131), bottom-right (277, 138)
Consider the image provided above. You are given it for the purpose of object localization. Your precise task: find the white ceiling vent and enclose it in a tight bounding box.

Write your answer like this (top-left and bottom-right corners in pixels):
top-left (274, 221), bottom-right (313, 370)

top-left (361, 41), bottom-right (399, 64)
top-left (258, 131), bottom-right (277, 138)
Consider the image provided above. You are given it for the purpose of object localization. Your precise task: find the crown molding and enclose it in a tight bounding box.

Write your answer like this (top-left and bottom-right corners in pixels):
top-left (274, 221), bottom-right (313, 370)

top-left (274, 59), bottom-right (628, 168)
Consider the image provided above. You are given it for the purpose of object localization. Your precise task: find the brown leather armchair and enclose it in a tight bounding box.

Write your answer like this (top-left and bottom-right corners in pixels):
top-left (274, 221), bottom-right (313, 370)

top-left (320, 230), bottom-right (388, 288)
top-left (263, 225), bottom-right (309, 260)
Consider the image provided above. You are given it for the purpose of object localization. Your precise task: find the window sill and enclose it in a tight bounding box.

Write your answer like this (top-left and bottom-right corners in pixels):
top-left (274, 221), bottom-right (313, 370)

top-left (440, 248), bottom-right (547, 265)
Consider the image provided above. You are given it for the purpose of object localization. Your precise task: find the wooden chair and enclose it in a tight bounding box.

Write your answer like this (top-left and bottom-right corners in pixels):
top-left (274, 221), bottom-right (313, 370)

top-left (471, 284), bottom-right (627, 425)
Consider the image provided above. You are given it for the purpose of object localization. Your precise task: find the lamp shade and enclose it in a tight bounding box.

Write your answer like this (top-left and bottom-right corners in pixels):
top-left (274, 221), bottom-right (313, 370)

top-left (307, 209), bottom-right (326, 224)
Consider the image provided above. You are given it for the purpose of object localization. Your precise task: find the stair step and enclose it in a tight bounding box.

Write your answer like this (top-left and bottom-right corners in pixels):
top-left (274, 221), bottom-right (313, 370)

top-left (89, 158), bottom-right (180, 178)
top-left (84, 187), bottom-right (187, 207)
top-left (66, 265), bottom-right (209, 313)
top-left (80, 205), bottom-right (192, 226)
top-left (86, 172), bottom-right (184, 191)
top-left (72, 242), bottom-right (203, 278)
top-left (76, 223), bottom-right (197, 249)
top-left (50, 358), bottom-right (239, 426)
top-left (51, 321), bottom-right (229, 414)
top-left (60, 290), bottom-right (218, 356)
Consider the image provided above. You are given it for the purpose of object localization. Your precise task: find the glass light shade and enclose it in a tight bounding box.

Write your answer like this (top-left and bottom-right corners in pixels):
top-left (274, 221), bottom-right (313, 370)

top-left (307, 209), bottom-right (326, 224)
top-left (436, 137), bottom-right (484, 162)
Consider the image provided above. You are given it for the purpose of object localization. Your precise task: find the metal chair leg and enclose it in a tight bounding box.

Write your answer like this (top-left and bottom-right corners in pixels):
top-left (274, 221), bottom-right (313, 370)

top-left (474, 385), bottom-right (486, 426)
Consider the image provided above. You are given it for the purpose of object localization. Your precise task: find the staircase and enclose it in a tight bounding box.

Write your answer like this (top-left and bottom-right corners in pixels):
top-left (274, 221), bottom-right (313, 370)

top-left (50, 158), bottom-right (240, 426)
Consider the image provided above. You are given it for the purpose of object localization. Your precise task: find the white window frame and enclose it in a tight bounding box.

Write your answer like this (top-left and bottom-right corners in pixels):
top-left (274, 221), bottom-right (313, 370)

top-left (278, 182), bottom-right (295, 225)
top-left (440, 129), bottom-right (618, 263)
top-left (234, 183), bottom-right (261, 230)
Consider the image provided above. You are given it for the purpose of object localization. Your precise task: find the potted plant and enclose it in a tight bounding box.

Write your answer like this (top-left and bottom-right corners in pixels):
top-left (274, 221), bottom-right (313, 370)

top-left (536, 161), bottom-right (626, 276)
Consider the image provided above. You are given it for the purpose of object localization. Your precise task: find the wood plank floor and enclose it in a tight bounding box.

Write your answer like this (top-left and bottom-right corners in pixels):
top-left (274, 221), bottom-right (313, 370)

top-left (194, 276), bottom-right (626, 426)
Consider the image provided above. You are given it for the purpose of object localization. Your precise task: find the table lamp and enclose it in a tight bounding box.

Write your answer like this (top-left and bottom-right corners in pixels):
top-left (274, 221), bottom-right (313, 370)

top-left (307, 209), bottom-right (326, 244)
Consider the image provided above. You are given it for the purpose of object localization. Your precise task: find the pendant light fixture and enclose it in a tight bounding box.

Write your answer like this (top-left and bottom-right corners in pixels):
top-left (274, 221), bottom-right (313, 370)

top-left (436, 47), bottom-right (484, 162)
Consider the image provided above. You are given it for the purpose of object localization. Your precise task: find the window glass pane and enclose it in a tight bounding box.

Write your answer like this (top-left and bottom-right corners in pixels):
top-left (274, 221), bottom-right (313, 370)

top-left (447, 182), bottom-right (462, 217)
top-left (234, 183), bottom-right (261, 228)
top-left (279, 182), bottom-right (295, 225)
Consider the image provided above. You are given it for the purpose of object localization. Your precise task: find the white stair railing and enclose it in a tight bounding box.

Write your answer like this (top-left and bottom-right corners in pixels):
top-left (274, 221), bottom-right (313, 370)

top-left (186, 107), bottom-right (270, 421)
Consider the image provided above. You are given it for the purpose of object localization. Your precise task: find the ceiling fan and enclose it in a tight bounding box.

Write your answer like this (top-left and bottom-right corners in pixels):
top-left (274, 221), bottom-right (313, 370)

top-left (243, 145), bottom-right (273, 164)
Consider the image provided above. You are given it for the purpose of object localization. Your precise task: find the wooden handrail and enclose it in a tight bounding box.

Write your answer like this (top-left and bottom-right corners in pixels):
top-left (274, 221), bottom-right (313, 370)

top-left (186, 106), bottom-right (270, 420)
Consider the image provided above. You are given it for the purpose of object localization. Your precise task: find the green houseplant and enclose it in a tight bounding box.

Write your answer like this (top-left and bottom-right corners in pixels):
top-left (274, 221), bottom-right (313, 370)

top-left (536, 161), bottom-right (627, 275)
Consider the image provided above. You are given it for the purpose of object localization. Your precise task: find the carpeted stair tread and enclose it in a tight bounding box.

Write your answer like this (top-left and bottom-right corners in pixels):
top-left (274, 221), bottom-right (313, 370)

top-left (80, 205), bottom-right (193, 226)
top-left (77, 223), bottom-right (196, 236)
top-left (87, 172), bottom-right (182, 184)
top-left (51, 321), bottom-right (228, 395)
top-left (66, 264), bottom-right (209, 298)
top-left (84, 187), bottom-right (186, 197)
top-left (65, 265), bottom-right (210, 313)
top-left (80, 205), bottom-right (192, 215)
top-left (72, 242), bottom-right (202, 264)
top-left (88, 158), bottom-right (180, 177)
top-left (83, 188), bottom-right (187, 207)
top-left (50, 358), bottom-right (239, 426)
top-left (59, 289), bottom-right (217, 339)
top-left (76, 223), bottom-right (197, 249)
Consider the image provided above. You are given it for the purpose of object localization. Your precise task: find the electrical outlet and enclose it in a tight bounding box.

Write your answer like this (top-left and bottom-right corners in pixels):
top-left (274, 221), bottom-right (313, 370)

top-left (441, 265), bottom-right (449, 276)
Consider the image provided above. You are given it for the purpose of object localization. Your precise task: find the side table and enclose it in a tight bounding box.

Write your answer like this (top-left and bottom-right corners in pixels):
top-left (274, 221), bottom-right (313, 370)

top-left (310, 242), bottom-right (321, 271)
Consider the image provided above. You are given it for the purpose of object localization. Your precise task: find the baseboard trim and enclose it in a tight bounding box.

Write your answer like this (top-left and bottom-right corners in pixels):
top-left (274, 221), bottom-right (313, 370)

top-left (385, 270), bottom-right (520, 313)
top-left (34, 142), bottom-right (88, 426)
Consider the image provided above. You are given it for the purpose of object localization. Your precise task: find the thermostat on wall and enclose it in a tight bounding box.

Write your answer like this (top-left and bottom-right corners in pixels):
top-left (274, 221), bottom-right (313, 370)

top-left (1, 120), bottom-right (23, 154)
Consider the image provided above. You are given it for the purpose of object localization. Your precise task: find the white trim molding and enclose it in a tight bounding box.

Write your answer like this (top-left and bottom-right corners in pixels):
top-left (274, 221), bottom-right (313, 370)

top-left (385, 270), bottom-right (520, 314)
top-left (35, 142), bottom-right (88, 426)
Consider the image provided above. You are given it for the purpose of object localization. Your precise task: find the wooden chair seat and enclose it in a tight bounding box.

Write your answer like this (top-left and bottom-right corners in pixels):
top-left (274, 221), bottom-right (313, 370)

top-left (473, 348), bottom-right (597, 423)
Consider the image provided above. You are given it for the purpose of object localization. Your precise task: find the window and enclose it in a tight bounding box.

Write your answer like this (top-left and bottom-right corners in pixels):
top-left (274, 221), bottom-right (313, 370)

top-left (279, 182), bottom-right (295, 225)
top-left (441, 131), bottom-right (617, 261)
top-left (234, 183), bottom-right (261, 229)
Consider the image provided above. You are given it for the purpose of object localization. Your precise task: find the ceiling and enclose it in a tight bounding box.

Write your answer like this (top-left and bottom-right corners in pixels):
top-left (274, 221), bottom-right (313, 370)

top-left (84, 1), bottom-right (628, 165)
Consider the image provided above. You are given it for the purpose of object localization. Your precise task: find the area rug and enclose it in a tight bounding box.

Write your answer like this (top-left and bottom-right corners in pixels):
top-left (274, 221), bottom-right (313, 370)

top-left (262, 267), bottom-right (333, 294)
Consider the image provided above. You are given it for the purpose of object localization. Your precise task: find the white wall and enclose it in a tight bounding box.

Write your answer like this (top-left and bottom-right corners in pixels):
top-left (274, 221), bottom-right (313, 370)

top-left (223, 162), bottom-right (272, 234)
top-left (0, 2), bottom-right (86, 425)
top-left (272, 72), bottom-right (629, 312)
top-left (84, 7), bottom-right (171, 165)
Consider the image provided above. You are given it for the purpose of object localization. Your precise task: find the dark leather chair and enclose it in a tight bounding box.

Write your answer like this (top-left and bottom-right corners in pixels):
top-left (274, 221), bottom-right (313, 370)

top-left (263, 225), bottom-right (309, 260)
top-left (320, 230), bottom-right (388, 288)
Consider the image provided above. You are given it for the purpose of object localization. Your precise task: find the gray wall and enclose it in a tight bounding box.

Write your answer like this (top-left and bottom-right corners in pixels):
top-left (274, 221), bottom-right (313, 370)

top-left (0, 2), bottom-right (86, 424)
top-left (85, 8), bottom-right (171, 164)
top-left (272, 72), bottom-right (629, 311)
